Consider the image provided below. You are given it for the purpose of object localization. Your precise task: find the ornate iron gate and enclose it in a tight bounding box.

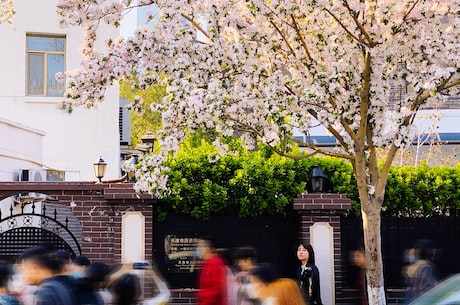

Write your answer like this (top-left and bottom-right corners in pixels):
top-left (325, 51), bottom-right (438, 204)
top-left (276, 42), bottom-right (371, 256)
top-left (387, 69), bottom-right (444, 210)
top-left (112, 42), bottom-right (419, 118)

top-left (0, 202), bottom-right (81, 262)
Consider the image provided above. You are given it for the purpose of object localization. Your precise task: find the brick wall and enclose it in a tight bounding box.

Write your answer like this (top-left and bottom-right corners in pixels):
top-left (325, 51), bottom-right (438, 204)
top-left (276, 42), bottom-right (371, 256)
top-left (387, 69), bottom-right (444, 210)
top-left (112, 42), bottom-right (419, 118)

top-left (0, 183), bottom-right (405, 304)
top-left (293, 193), bottom-right (352, 305)
top-left (0, 182), bottom-right (155, 265)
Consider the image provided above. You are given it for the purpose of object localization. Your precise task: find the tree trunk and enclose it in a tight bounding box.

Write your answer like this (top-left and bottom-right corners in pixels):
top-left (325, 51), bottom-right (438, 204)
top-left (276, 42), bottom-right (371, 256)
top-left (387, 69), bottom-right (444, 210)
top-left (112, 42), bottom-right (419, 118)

top-left (362, 203), bottom-right (386, 305)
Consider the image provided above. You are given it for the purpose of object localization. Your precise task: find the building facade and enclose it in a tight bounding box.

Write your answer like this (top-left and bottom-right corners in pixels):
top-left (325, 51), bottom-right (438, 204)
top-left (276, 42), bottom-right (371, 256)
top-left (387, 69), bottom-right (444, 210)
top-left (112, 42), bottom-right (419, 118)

top-left (0, 0), bottom-right (121, 182)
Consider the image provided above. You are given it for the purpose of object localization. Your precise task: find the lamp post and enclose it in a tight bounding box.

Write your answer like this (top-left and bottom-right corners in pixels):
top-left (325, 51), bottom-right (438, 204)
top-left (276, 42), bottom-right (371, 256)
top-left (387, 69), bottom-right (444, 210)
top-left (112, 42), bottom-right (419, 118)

top-left (93, 157), bottom-right (107, 183)
top-left (308, 165), bottom-right (329, 193)
top-left (136, 130), bottom-right (156, 153)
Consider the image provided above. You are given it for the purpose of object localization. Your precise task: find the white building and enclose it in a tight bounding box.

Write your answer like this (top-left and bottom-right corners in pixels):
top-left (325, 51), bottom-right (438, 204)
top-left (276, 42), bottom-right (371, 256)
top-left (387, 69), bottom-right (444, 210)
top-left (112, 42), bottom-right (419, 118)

top-left (0, 0), bottom-right (121, 181)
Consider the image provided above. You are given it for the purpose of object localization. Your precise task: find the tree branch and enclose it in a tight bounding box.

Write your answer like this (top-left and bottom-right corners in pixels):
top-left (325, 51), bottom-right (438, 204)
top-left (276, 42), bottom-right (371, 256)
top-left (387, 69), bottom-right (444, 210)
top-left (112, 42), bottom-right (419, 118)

top-left (181, 14), bottom-right (211, 40)
top-left (391, 0), bottom-right (421, 35)
top-left (270, 20), bottom-right (296, 56)
top-left (323, 8), bottom-right (368, 46)
top-left (290, 14), bottom-right (314, 62)
top-left (288, 135), bottom-right (354, 160)
top-left (357, 51), bottom-right (372, 145)
top-left (340, 0), bottom-right (376, 47)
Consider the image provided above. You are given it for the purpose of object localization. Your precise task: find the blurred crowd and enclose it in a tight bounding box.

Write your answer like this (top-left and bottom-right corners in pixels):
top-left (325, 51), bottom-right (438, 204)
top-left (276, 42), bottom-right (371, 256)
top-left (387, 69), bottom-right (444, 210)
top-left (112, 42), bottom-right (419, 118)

top-left (0, 237), bottom-right (442, 305)
top-left (0, 245), bottom-right (169, 305)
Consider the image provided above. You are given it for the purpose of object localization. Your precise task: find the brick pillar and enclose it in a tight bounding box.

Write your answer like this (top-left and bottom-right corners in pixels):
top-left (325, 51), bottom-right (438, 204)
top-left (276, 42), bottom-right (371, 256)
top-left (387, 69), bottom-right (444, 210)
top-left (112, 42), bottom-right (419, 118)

top-left (293, 193), bottom-right (351, 305)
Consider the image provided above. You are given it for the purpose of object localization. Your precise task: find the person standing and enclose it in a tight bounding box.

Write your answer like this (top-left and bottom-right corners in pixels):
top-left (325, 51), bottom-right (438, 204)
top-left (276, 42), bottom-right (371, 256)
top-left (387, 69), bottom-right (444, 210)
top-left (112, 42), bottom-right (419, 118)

top-left (196, 236), bottom-right (227, 305)
top-left (296, 243), bottom-right (322, 305)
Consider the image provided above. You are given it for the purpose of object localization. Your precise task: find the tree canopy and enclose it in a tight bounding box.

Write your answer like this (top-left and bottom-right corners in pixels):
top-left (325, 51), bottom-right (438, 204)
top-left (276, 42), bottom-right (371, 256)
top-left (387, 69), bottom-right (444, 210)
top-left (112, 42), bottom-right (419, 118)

top-left (53, 1), bottom-right (460, 304)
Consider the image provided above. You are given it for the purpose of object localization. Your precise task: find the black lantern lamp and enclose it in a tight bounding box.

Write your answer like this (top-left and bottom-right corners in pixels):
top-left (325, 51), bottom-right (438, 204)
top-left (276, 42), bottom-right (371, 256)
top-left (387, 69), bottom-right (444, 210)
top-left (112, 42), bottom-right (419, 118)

top-left (308, 165), bottom-right (329, 193)
top-left (93, 157), bottom-right (107, 183)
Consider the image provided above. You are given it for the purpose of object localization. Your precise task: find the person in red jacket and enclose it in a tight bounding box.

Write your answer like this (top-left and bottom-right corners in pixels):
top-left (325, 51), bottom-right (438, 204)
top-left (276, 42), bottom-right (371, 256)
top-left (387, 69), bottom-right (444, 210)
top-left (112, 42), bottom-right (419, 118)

top-left (196, 236), bottom-right (228, 305)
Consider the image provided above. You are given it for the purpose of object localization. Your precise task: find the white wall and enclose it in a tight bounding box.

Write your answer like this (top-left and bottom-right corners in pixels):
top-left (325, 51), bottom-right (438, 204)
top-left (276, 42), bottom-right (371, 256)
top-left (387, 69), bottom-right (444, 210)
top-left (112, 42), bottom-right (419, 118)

top-left (0, 0), bottom-right (120, 181)
top-left (0, 118), bottom-right (44, 181)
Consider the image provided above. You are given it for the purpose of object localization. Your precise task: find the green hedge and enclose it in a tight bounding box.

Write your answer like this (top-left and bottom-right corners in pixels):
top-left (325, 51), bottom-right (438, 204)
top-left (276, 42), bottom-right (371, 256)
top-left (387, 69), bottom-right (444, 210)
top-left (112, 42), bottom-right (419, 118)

top-left (385, 163), bottom-right (460, 216)
top-left (154, 140), bottom-right (460, 219)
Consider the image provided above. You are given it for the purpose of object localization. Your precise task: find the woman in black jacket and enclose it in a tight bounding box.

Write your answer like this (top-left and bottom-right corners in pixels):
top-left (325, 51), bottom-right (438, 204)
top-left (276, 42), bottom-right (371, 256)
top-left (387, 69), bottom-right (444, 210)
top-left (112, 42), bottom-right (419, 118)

top-left (296, 243), bottom-right (323, 305)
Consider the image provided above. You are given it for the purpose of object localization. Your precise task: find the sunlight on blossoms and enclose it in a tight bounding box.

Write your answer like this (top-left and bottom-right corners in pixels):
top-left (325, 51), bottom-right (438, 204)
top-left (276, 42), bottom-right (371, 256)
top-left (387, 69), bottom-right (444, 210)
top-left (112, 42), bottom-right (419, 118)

top-left (54, 0), bottom-right (460, 200)
top-left (0, 0), bottom-right (14, 24)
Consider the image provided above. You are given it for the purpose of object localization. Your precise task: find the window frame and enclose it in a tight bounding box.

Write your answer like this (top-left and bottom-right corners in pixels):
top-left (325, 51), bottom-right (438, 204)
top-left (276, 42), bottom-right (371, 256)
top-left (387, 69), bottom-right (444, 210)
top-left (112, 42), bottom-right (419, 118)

top-left (26, 34), bottom-right (66, 97)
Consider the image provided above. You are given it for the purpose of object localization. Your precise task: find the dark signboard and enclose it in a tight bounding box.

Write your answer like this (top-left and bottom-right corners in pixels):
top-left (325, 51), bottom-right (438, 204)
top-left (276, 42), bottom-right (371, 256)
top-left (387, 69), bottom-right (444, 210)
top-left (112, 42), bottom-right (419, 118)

top-left (153, 213), bottom-right (300, 289)
top-left (164, 235), bottom-right (201, 273)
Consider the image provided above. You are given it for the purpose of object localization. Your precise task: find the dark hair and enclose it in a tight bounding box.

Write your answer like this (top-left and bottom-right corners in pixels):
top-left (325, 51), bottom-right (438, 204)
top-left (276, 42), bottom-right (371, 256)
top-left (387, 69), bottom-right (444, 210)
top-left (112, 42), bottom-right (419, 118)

top-left (0, 260), bottom-right (15, 288)
top-left (414, 239), bottom-right (435, 261)
top-left (235, 246), bottom-right (257, 262)
top-left (73, 255), bottom-right (91, 267)
top-left (50, 250), bottom-right (72, 272)
top-left (20, 246), bottom-right (59, 272)
top-left (199, 235), bottom-right (217, 250)
top-left (298, 243), bottom-right (316, 265)
top-left (112, 273), bottom-right (142, 305)
top-left (216, 248), bottom-right (233, 267)
top-left (86, 262), bottom-right (110, 284)
top-left (250, 263), bottom-right (277, 284)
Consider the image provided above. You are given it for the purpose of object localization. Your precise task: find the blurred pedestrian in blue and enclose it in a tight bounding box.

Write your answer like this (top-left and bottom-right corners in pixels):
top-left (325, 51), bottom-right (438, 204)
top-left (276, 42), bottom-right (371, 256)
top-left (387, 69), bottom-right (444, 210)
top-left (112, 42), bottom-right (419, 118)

top-left (74, 262), bottom-right (111, 305)
top-left (19, 246), bottom-right (73, 305)
top-left (404, 239), bottom-right (437, 303)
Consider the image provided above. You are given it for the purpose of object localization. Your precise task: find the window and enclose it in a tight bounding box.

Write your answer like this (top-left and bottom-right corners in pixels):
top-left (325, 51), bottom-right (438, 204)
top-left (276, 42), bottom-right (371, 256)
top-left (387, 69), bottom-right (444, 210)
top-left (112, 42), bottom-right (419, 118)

top-left (26, 35), bottom-right (65, 97)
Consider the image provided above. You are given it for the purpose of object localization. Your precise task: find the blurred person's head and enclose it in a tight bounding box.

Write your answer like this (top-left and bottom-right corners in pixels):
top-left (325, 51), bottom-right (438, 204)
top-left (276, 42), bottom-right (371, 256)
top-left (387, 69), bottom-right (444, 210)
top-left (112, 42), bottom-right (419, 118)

top-left (350, 249), bottom-right (366, 269)
top-left (235, 246), bottom-right (257, 271)
top-left (196, 235), bottom-right (217, 260)
top-left (0, 260), bottom-right (15, 290)
top-left (50, 250), bottom-right (72, 275)
top-left (248, 263), bottom-right (278, 300)
top-left (20, 246), bottom-right (57, 285)
top-left (414, 239), bottom-right (436, 261)
top-left (111, 273), bottom-right (141, 305)
top-left (297, 243), bottom-right (315, 265)
top-left (86, 262), bottom-right (110, 288)
top-left (269, 278), bottom-right (306, 305)
top-left (71, 255), bottom-right (91, 279)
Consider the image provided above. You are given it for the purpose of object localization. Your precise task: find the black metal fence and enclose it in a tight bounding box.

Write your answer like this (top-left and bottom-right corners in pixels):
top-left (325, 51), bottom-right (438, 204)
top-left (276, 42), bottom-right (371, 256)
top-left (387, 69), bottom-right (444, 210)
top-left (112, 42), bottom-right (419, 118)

top-left (341, 214), bottom-right (460, 288)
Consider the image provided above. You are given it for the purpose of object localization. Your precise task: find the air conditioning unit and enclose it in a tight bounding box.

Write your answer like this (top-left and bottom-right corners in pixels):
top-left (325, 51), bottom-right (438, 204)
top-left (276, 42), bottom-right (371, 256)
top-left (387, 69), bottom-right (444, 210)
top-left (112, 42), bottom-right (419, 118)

top-left (19, 169), bottom-right (47, 182)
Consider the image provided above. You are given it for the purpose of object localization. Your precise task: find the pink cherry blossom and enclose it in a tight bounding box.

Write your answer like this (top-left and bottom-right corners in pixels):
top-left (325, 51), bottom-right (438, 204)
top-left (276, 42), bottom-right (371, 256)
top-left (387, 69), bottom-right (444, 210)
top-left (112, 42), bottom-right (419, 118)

top-left (53, 1), bottom-right (460, 303)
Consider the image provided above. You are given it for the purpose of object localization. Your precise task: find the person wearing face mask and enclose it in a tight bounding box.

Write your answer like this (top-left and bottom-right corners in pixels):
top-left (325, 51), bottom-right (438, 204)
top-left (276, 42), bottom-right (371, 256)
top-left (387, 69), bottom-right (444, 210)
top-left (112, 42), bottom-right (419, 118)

top-left (234, 247), bottom-right (260, 305)
top-left (196, 236), bottom-right (228, 305)
top-left (71, 256), bottom-right (91, 279)
top-left (0, 260), bottom-right (22, 305)
top-left (246, 264), bottom-right (277, 305)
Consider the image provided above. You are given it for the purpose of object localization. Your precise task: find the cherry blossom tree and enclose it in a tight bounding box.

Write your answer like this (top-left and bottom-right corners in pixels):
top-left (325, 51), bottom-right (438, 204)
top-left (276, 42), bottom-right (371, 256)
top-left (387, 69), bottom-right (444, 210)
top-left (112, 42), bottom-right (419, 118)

top-left (0, 0), bottom-right (14, 24)
top-left (55, 1), bottom-right (460, 304)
